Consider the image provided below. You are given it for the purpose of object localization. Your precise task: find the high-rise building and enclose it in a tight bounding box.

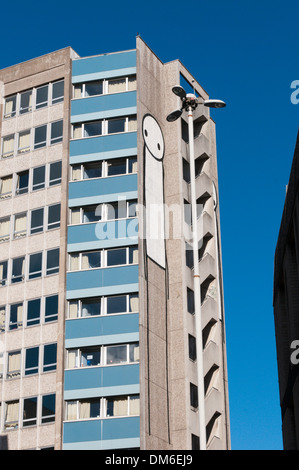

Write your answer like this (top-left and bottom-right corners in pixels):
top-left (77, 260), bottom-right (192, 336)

top-left (274, 130), bottom-right (299, 450)
top-left (0, 37), bottom-right (230, 450)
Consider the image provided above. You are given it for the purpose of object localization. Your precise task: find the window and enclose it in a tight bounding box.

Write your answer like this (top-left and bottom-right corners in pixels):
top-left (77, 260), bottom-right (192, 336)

top-left (4, 95), bottom-right (16, 118)
top-left (80, 346), bottom-right (101, 367)
top-left (5, 401), bottom-right (19, 429)
top-left (106, 395), bottom-right (139, 417)
top-left (32, 165), bottom-right (45, 191)
top-left (25, 347), bottom-right (39, 375)
top-left (187, 288), bottom-right (195, 314)
top-left (34, 124), bottom-right (47, 149)
top-left (47, 204), bottom-right (60, 230)
top-left (30, 208), bottom-right (44, 234)
top-left (49, 161), bottom-right (62, 186)
top-left (7, 351), bottom-right (21, 379)
top-left (18, 130), bottom-right (31, 153)
top-left (46, 248), bottom-right (59, 275)
top-left (66, 398), bottom-right (101, 421)
top-left (2, 135), bottom-right (15, 158)
top-left (36, 84), bottom-right (48, 109)
top-left (106, 345), bottom-right (127, 365)
top-left (0, 217), bottom-right (10, 242)
top-left (83, 162), bottom-right (102, 179)
top-left (23, 397), bottom-right (37, 427)
top-left (52, 80), bottom-right (64, 104)
top-left (9, 303), bottom-right (23, 330)
top-left (85, 80), bottom-right (103, 97)
top-left (11, 256), bottom-right (25, 283)
top-left (43, 343), bottom-right (57, 372)
top-left (42, 394), bottom-right (56, 423)
top-left (0, 305), bottom-right (5, 332)
top-left (14, 213), bottom-right (27, 239)
top-left (107, 117), bottom-right (125, 134)
top-left (0, 260), bottom-right (8, 286)
top-left (27, 298), bottom-right (41, 327)
top-left (16, 171), bottom-right (29, 195)
top-left (190, 383), bottom-right (198, 409)
top-left (82, 205), bottom-right (101, 223)
top-left (106, 247), bottom-right (127, 267)
top-left (188, 334), bottom-right (197, 361)
top-left (29, 252), bottom-right (42, 279)
top-left (50, 120), bottom-right (63, 145)
top-left (0, 175), bottom-right (13, 199)
top-left (191, 434), bottom-right (200, 450)
top-left (20, 90), bottom-right (32, 115)
top-left (81, 299), bottom-right (101, 317)
top-left (84, 121), bottom-right (102, 138)
top-left (183, 158), bottom-right (191, 183)
top-left (45, 295), bottom-right (58, 323)
top-left (107, 158), bottom-right (127, 176)
top-left (107, 294), bottom-right (127, 314)
top-left (108, 77), bottom-right (126, 93)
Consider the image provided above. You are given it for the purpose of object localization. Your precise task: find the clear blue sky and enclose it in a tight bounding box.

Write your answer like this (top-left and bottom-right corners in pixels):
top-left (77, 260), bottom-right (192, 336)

top-left (2, 0), bottom-right (299, 450)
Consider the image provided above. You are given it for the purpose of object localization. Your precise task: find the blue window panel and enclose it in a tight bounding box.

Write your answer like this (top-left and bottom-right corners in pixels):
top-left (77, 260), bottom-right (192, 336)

top-left (64, 364), bottom-right (140, 398)
top-left (71, 91), bottom-right (136, 123)
top-left (63, 417), bottom-right (140, 449)
top-left (72, 50), bottom-right (136, 83)
top-left (66, 265), bottom-right (139, 300)
top-left (70, 132), bottom-right (137, 165)
top-left (65, 313), bottom-right (139, 346)
top-left (67, 219), bottom-right (138, 253)
top-left (68, 174), bottom-right (137, 207)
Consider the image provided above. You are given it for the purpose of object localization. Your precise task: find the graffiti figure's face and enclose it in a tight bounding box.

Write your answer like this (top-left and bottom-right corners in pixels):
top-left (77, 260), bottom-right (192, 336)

top-left (142, 115), bottom-right (165, 161)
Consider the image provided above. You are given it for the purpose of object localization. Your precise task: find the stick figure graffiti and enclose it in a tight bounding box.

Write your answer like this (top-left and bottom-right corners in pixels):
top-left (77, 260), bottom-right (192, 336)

top-left (142, 114), bottom-right (166, 269)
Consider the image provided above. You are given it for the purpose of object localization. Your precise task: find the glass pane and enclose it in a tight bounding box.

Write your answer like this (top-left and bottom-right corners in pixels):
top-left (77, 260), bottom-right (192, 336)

top-left (34, 125), bottom-right (47, 149)
top-left (25, 347), bottom-right (39, 375)
top-left (32, 166), bottom-right (45, 191)
top-left (23, 397), bottom-right (37, 426)
top-left (52, 80), bottom-right (64, 104)
top-left (81, 347), bottom-right (101, 367)
top-left (50, 120), bottom-right (63, 145)
top-left (129, 343), bottom-right (139, 362)
top-left (128, 157), bottom-right (137, 173)
top-left (4, 95), bottom-right (16, 118)
top-left (9, 303), bottom-right (23, 330)
top-left (16, 171), bottom-right (29, 195)
top-left (27, 298), bottom-right (41, 326)
top-left (18, 130), bottom-right (30, 153)
top-left (82, 299), bottom-right (101, 317)
top-left (48, 204), bottom-right (60, 230)
top-left (128, 76), bottom-right (137, 91)
top-left (31, 208), bottom-right (44, 234)
top-left (83, 162), bottom-right (102, 179)
top-left (107, 158), bottom-right (126, 176)
top-left (36, 85), bottom-right (48, 109)
top-left (43, 343), bottom-right (57, 372)
top-left (29, 252), bottom-right (42, 279)
top-left (20, 91), bottom-right (32, 114)
top-left (83, 206), bottom-right (101, 223)
top-left (82, 251), bottom-right (101, 269)
top-left (108, 78), bottom-right (126, 93)
top-left (0, 260), bottom-right (8, 286)
top-left (45, 295), bottom-right (58, 323)
top-left (49, 161), bottom-right (62, 186)
top-left (107, 118), bottom-right (125, 134)
top-left (85, 81), bottom-right (103, 97)
top-left (2, 135), bottom-right (14, 157)
top-left (12, 257), bottom-right (25, 284)
top-left (107, 201), bottom-right (126, 220)
top-left (84, 121), bottom-right (102, 137)
top-left (46, 248), bottom-right (59, 275)
top-left (42, 394), bottom-right (56, 423)
top-left (107, 295), bottom-right (126, 314)
top-left (106, 248), bottom-right (126, 266)
top-left (106, 345), bottom-right (127, 364)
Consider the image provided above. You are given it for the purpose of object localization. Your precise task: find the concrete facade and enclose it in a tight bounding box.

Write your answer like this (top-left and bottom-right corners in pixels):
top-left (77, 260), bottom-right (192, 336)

top-left (274, 129), bottom-right (299, 449)
top-left (0, 38), bottom-right (230, 450)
